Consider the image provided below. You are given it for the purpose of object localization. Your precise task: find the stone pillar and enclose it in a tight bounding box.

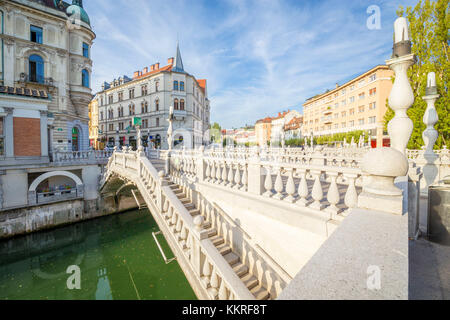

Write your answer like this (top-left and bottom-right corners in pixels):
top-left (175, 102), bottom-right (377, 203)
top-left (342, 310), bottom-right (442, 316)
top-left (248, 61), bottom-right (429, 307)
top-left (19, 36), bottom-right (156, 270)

top-left (358, 17), bottom-right (415, 215)
top-left (40, 111), bottom-right (49, 157)
top-left (247, 151), bottom-right (263, 195)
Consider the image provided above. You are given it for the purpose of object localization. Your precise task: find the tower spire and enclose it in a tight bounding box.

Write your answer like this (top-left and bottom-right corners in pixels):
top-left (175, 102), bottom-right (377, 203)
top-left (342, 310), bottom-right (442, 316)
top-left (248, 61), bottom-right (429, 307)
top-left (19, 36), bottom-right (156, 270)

top-left (173, 42), bottom-right (184, 73)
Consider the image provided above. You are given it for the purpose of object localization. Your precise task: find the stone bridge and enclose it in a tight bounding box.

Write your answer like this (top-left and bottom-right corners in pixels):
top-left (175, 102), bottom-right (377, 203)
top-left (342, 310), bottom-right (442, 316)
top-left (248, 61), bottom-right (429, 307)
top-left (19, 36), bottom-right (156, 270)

top-left (100, 143), bottom-right (428, 300)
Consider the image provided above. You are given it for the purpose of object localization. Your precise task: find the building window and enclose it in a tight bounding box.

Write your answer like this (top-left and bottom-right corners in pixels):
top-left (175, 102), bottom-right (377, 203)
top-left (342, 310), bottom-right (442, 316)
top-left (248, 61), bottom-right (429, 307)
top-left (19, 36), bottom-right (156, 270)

top-left (129, 88), bottom-right (135, 99)
top-left (119, 106), bottom-right (124, 117)
top-left (100, 111), bottom-right (104, 120)
top-left (349, 109), bottom-right (355, 115)
top-left (119, 122), bottom-right (124, 130)
top-left (369, 116), bottom-right (376, 124)
top-left (359, 93), bottom-right (365, 100)
top-left (29, 54), bottom-right (45, 83)
top-left (358, 106), bottom-right (365, 113)
top-left (173, 81), bottom-right (179, 91)
top-left (129, 104), bottom-right (135, 115)
top-left (341, 100), bottom-right (346, 106)
top-left (369, 88), bottom-right (377, 96)
top-left (369, 102), bottom-right (377, 110)
top-left (156, 118), bottom-right (160, 127)
top-left (30, 25), bottom-right (43, 44)
top-left (174, 98), bottom-right (179, 110)
top-left (370, 73), bottom-right (377, 82)
top-left (349, 96), bottom-right (355, 103)
top-left (118, 92), bottom-right (123, 101)
top-left (109, 124), bottom-right (114, 131)
top-left (180, 99), bottom-right (185, 110)
top-left (342, 122), bottom-right (346, 128)
top-left (82, 69), bottom-right (90, 88)
top-left (155, 82), bottom-right (159, 92)
top-left (108, 95), bottom-right (113, 104)
top-left (349, 120), bottom-right (354, 127)
top-left (82, 42), bottom-right (89, 58)
top-left (359, 119), bottom-right (365, 125)
top-left (142, 85), bottom-right (148, 96)
top-left (155, 99), bottom-right (159, 111)
top-left (180, 81), bottom-right (185, 91)
top-left (0, 117), bottom-right (4, 156)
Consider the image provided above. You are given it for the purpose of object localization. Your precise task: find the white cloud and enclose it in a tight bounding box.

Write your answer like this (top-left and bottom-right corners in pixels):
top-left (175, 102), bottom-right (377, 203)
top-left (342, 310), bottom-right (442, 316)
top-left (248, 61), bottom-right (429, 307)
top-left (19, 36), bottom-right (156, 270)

top-left (84, 0), bottom-right (418, 128)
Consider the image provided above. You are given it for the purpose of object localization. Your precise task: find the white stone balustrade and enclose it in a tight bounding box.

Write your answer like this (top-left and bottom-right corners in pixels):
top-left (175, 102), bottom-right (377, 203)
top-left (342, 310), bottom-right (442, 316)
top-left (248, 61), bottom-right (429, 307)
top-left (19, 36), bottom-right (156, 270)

top-left (105, 149), bottom-right (255, 300)
top-left (167, 150), bottom-right (363, 220)
top-left (169, 174), bottom-right (293, 299)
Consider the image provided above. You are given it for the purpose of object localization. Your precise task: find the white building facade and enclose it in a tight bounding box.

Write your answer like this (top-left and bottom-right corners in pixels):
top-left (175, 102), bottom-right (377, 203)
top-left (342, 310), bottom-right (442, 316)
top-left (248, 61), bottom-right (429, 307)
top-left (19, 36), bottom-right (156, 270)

top-left (270, 110), bottom-right (302, 144)
top-left (95, 44), bottom-right (211, 150)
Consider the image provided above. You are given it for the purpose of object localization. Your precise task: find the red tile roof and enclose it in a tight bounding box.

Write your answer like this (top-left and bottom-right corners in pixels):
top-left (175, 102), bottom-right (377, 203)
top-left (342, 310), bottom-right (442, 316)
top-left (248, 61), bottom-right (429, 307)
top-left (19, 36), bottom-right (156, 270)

top-left (133, 64), bottom-right (173, 80)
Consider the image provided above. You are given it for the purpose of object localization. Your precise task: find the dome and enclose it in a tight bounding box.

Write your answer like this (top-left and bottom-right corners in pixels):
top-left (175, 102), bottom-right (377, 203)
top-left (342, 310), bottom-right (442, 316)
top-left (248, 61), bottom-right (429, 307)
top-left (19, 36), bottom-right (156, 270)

top-left (66, 1), bottom-right (91, 27)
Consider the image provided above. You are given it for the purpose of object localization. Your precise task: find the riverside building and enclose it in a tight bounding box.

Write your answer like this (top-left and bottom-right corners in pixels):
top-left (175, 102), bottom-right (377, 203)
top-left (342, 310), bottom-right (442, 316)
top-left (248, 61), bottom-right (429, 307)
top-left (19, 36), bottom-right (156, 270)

top-left (302, 65), bottom-right (394, 147)
top-left (94, 44), bottom-right (211, 150)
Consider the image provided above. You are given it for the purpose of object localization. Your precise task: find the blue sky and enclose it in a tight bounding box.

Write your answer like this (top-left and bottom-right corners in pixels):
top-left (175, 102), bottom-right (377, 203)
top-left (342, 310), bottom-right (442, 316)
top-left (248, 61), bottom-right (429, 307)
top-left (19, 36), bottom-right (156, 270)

top-left (84, 0), bottom-right (418, 129)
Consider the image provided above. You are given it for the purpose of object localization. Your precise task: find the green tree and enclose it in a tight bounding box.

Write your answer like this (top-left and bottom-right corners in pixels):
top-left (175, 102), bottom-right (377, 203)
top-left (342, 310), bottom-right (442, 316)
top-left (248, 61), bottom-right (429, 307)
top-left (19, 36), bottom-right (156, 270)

top-left (384, 0), bottom-right (449, 149)
top-left (210, 122), bottom-right (222, 143)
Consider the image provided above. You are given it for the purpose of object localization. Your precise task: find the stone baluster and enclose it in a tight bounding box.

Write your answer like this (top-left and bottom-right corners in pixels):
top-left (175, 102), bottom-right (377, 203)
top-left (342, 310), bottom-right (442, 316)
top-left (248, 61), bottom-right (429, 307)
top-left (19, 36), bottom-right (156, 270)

top-left (273, 167), bottom-right (284, 200)
top-left (215, 161), bottom-right (222, 183)
top-left (241, 165), bottom-right (248, 191)
top-left (210, 268), bottom-right (220, 298)
top-left (205, 161), bottom-right (211, 182)
top-left (221, 162), bottom-right (228, 185)
top-left (234, 164), bottom-right (241, 189)
top-left (218, 280), bottom-right (229, 300)
top-left (263, 166), bottom-right (274, 197)
top-left (296, 169), bottom-right (309, 206)
top-left (343, 173), bottom-right (358, 208)
top-left (285, 168), bottom-right (296, 203)
top-left (210, 162), bottom-right (216, 183)
top-left (325, 172), bottom-right (341, 217)
top-left (309, 170), bottom-right (324, 210)
top-left (227, 163), bottom-right (234, 187)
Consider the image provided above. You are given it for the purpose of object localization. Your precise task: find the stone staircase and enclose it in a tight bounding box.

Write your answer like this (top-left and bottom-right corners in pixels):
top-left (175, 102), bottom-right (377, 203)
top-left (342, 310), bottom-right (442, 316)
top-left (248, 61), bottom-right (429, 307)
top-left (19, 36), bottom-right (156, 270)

top-left (166, 180), bottom-right (270, 300)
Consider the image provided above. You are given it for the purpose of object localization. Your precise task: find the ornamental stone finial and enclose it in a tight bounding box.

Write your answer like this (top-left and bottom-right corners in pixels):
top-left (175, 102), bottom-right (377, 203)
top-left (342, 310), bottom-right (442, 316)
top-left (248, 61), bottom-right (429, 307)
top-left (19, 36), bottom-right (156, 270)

top-left (358, 17), bottom-right (416, 215)
top-left (422, 72), bottom-right (439, 156)
top-left (386, 17), bottom-right (416, 155)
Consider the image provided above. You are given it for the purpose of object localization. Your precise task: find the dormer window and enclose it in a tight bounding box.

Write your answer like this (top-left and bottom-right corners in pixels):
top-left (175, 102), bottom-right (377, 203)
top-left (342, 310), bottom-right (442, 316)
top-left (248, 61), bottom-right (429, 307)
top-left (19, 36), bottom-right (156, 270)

top-left (30, 25), bottom-right (43, 44)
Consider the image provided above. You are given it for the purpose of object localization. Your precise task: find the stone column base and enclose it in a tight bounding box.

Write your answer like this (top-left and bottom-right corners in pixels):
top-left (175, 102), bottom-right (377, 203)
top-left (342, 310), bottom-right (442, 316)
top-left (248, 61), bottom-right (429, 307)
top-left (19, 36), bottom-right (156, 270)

top-left (358, 191), bottom-right (403, 215)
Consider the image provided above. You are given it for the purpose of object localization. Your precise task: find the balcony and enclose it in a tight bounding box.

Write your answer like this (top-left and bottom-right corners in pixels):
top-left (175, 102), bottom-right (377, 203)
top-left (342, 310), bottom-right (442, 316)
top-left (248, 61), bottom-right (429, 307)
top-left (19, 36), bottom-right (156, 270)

top-left (323, 108), bottom-right (333, 115)
top-left (19, 73), bottom-right (55, 86)
top-left (36, 188), bottom-right (80, 205)
top-left (174, 109), bottom-right (187, 119)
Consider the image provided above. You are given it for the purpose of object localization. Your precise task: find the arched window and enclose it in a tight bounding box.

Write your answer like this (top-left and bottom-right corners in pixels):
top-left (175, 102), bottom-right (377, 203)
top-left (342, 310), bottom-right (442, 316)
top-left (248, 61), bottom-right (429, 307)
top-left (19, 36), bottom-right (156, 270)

top-left (82, 69), bottom-right (90, 88)
top-left (173, 81), bottom-right (179, 91)
top-left (29, 54), bottom-right (44, 83)
top-left (174, 98), bottom-right (179, 110)
top-left (141, 102), bottom-right (145, 114)
top-left (180, 99), bottom-right (185, 111)
top-left (155, 99), bottom-right (159, 111)
top-left (180, 81), bottom-right (185, 91)
top-left (145, 101), bottom-right (148, 113)
top-left (129, 104), bottom-right (135, 115)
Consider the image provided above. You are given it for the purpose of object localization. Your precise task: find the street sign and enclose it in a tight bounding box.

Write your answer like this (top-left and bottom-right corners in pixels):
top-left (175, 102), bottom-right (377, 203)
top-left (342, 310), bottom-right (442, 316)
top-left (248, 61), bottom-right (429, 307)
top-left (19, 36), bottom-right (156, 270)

top-left (133, 117), bottom-right (142, 126)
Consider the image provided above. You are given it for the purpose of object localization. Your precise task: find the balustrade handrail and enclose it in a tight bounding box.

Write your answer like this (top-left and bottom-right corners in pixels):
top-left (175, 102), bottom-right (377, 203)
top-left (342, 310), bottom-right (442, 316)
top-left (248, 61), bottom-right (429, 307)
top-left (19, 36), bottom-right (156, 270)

top-left (107, 150), bottom-right (255, 300)
top-left (211, 201), bottom-right (293, 286)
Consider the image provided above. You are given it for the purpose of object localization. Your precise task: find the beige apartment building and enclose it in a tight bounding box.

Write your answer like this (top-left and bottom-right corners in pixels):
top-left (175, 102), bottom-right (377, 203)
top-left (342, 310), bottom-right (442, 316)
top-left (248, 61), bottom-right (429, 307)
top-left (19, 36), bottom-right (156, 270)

top-left (302, 65), bottom-right (394, 147)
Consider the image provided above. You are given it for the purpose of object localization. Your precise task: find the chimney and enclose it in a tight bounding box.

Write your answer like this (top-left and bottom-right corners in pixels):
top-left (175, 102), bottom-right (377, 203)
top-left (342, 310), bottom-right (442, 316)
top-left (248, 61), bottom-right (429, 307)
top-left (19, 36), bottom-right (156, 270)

top-left (150, 65), bottom-right (155, 71)
top-left (155, 62), bottom-right (160, 69)
top-left (335, 83), bottom-right (339, 89)
top-left (133, 71), bottom-right (140, 78)
top-left (168, 57), bottom-right (174, 65)
top-left (143, 67), bottom-right (148, 74)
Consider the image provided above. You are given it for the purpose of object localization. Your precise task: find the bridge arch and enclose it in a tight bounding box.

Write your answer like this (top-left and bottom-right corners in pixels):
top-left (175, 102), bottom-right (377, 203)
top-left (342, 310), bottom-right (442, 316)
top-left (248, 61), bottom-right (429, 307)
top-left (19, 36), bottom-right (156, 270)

top-left (29, 171), bottom-right (83, 192)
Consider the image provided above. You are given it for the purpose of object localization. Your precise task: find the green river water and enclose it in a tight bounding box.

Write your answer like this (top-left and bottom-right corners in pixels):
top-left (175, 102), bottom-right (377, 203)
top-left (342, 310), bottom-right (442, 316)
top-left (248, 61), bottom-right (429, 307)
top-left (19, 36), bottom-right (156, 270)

top-left (0, 209), bottom-right (197, 300)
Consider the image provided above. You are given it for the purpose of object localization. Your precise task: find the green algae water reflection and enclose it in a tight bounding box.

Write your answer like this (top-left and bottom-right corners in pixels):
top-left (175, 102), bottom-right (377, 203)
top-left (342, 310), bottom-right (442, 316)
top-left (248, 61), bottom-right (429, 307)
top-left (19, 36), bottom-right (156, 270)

top-left (0, 209), bottom-right (197, 300)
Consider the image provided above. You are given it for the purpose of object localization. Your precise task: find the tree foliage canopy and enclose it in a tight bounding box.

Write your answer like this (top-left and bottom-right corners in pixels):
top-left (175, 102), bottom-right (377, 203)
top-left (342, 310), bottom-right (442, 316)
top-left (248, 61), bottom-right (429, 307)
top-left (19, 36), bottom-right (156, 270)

top-left (384, 0), bottom-right (449, 149)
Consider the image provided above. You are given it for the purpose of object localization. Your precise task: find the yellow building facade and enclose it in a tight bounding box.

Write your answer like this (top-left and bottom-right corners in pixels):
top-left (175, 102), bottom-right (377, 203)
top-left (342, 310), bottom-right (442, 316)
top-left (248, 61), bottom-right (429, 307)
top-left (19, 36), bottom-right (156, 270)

top-left (88, 97), bottom-right (100, 149)
top-left (302, 65), bottom-right (394, 147)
